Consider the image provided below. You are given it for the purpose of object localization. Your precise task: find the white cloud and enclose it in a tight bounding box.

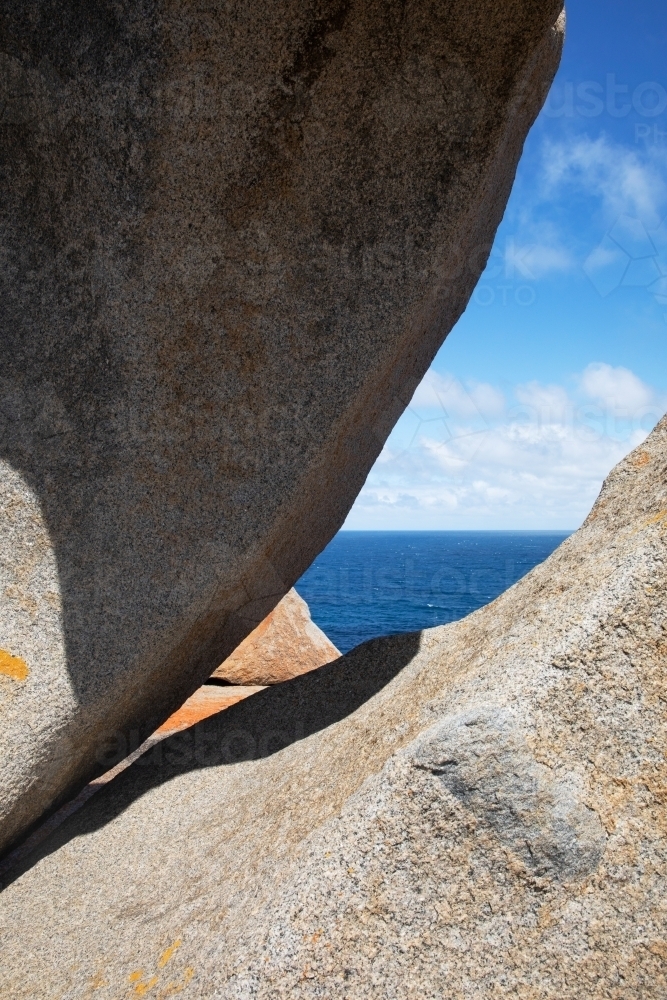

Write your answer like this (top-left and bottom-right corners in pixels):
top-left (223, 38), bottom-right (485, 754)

top-left (468, 381), bottom-right (506, 416)
top-left (345, 364), bottom-right (665, 530)
top-left (584, 242), bottom-right (625, 272)
top-left (542, 136), bottom-right (667, 227)
top-left (521, 244), bottom-right (574, 278)
top-left (483, 234), bottom-right (574, 281)
top-left (515, 382), bottom-right (571, 421)
top-left (579, 362), bottom-right (655, 412)
top-left (409, 370), bottom-right (505, 418)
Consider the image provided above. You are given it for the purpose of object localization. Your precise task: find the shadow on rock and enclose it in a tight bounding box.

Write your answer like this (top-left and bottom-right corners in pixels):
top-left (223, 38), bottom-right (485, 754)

top-left (2, 630), bottom-right (421, 889)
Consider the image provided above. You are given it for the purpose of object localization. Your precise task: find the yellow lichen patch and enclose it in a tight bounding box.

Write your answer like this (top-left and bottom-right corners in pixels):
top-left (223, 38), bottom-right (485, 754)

top-left (89, 970), bottom-right (108, 989)
top-left (135, 976), bottom-right (159, 996)
top-left (634, 509), bottom-right (667, 534)
top-left (156, 969), bottom-right (194, 999)
top-left (129, 970), bottom-right (144, 983)
top-left (625, 508), bottom-right (667, 539)
top-left (158, 939), bottom-right (182, 968)
top-left (0, 648), bottom-right (29, 681)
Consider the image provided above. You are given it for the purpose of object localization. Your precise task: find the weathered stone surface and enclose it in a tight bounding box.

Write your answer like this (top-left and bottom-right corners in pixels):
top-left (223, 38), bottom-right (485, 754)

top-left (0, 587), bottom-right (326, 871)
top-left (0, 0), bottom-right (564, 853)
top-left (0, 684), bottom-right (266, 882)
top-left (211, 588), bottom-right (339, 685)
top-left (1, 417), bottom-right (665, 997)
top-left (156, 684), bottom-right (265, 733)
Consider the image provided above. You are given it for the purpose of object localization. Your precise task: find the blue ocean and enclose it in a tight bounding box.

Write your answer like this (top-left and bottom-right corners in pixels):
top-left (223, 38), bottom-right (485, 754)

top-left (296, 531), bottom-right (570, 654)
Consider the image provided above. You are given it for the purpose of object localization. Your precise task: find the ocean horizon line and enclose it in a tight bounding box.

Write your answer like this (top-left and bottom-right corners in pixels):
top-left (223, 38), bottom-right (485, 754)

top-left (336, 528), bottom-right (575, 534)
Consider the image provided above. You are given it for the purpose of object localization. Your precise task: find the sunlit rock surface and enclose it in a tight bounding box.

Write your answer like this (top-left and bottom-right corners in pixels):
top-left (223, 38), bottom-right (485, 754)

top-left (211, 588), bottom-right (340, 685)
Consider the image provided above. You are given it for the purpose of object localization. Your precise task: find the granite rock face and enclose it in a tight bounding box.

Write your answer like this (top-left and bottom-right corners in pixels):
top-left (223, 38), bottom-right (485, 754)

top-left (211, 588), bottom-right (340, 685)
top-left (0, 0), bottom-right (564, 853)
top-left (1, 417), bottom-right (665, 997)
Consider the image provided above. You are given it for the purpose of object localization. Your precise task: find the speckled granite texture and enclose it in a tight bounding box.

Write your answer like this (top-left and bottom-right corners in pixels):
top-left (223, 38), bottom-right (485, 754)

top-left (212, 588), bottom-right (340, 685)
top-left (1, 416), bottom-right (665, 998)
top-left (0, 0), bottom-right (564, 853)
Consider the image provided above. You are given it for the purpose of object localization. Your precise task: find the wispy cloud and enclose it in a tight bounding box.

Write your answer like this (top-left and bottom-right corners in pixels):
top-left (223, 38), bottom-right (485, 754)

top-left (541, 135), bottom-right (667, 226)
top-left (345, 365), bottom-right (665, 529)
top-left (514, 382), bottom-right (571, 421)
top-left (410, 371), bottom-right (505, 418)
top-left (578, 362), bottom-right (656, 411)
top-left (481, 232), bottom-right (574, 282)
top-left (520, 244), bottom-right (574, 278)
top-left (474, 136), bottom-right (667, 291)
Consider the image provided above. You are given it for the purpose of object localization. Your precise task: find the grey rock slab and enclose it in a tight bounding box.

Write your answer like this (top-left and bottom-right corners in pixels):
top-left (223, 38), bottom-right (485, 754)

top-left (0, 417), bottom-right (665, 996)
top-left (413, 707), bottom-right (608, 883)
top-left (0, 0), bottom-right (564, 852)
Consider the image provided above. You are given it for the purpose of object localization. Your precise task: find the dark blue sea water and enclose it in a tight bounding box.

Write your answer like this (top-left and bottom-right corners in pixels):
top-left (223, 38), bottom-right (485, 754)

top-left (296, 531), bottom-right (570, 654)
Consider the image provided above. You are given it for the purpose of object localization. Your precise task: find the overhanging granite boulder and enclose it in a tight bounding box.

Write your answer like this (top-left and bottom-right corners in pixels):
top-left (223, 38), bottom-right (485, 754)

top-left (0, 0), bottom-right (564, 854)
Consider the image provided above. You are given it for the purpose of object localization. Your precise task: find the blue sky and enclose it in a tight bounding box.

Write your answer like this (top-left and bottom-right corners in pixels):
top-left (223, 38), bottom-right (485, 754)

top-left (345, 0), bottom-right (667, 530)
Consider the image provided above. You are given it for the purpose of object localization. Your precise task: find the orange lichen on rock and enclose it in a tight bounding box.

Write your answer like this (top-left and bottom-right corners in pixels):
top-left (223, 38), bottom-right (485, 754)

top-left (211, 589), bottom-right (340, 686)
top-left (158, 940), bottom-right (182, 968)
top-left (0, 648), bottom-right (29, 681)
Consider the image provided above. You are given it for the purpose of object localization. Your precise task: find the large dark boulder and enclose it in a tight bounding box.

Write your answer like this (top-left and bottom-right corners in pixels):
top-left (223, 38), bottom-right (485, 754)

top-left (0, 0), bottom-right (563, 853)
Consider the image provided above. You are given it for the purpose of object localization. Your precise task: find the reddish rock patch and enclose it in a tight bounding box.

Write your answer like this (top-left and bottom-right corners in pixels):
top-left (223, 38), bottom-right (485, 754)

top-left (211, 589), bottom-right (340, 686)
top-left (157, 685), bottom-right (265, 734)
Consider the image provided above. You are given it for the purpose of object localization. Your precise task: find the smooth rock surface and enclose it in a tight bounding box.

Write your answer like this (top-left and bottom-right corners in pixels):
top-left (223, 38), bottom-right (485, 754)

top-left (211, 588), bottom-right (340, 685)
top-left (1, 416), bottom-right (665, 998)
top-left (0, 0), bottom-right (564, 853)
